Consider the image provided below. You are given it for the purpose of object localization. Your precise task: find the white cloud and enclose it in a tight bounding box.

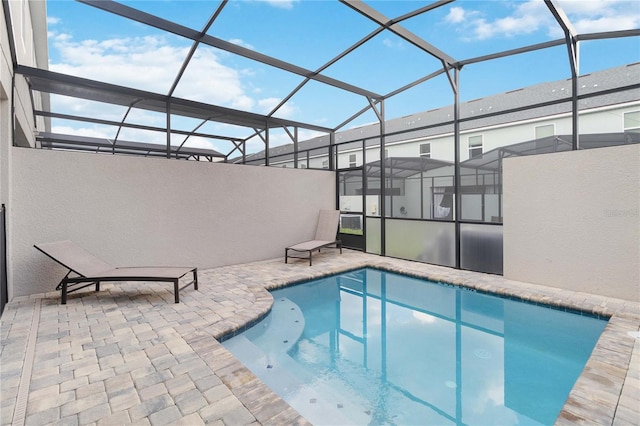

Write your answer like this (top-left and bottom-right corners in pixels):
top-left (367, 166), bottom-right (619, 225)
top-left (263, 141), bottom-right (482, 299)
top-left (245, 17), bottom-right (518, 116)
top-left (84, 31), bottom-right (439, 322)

top-left (444, 0), bottom-right (637, 41)
top-left (559, 0), bottom-right (633, 15)
top-left (571, 15), bottom-right (640, 33)
top-left (172, 47), bottom-right (256, 110)
top-left (48, 31), bottom-right (265, 110)
top-left (557, 0), bottom-right (640, 33)
top-left (51, 125), bottom-right (115, 140)
top-left (445, 7), bottom-right (466, 24)
top-left (260, 0), bottom-right (298, 10)
top-left (257, 97), bottom-right (296, 117)
top-left (228, 38), bottom-right (254, 50)
top-left (382, 37), bottom-right (405, 49)
top-left (174, 135), bottom-right (219, 151)
top-left (50, 95), bottom-right (126, 121)
top-left (462, 1), bottom-right (550, 40)
top-left (51, 124), bottom-right (222, 154)
top-left (298, 129), bottom-right (325, 141)
top-left (47, 31), bottom-right (305, 143)
top-left (49, 33), bottom-right (190, 94)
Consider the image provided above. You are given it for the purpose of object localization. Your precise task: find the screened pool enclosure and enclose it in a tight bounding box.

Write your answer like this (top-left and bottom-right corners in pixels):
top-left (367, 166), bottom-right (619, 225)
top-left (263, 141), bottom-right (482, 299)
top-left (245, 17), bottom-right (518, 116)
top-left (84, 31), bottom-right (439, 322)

top-left (5, 0), bottom-right (639, 276)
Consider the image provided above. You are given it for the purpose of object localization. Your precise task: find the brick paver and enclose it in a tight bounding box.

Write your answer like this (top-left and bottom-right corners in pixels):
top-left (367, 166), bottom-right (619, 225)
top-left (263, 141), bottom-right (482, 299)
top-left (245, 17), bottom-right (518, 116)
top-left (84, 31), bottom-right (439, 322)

top-left (1, 250), bottom-right (638, 425)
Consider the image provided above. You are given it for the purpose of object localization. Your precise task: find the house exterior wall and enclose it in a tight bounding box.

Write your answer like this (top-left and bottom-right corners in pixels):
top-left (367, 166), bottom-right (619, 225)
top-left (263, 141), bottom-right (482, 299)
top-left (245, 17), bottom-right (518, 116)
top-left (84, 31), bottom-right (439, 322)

top-left (1, 1), bottom-right (11, 205)
top-left (9, 148), bottom-right (335, 299)
top-left (270, 102), bottom-right (640, 170)
top-left (503, 144), bottom-right (639, 301)
top-left (2, 1), bottom-right (49, 307)
top-left (580, 104), bottom-right (639, 133)
top-left (3, 0), bottom-right (48, 149)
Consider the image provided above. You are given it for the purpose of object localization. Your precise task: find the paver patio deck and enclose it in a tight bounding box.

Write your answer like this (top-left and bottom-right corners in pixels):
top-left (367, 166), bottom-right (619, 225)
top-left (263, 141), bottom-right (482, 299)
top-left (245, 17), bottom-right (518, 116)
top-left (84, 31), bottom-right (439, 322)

top-left (1, 250), bottom-right (639, 425)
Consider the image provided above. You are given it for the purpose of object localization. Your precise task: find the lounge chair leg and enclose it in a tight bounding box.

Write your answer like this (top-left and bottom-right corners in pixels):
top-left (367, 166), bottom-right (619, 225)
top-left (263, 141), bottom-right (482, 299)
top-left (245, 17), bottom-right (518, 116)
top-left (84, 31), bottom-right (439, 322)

top-left (174, 280), bottom-right (179, 303)
top-left (193, 268), bottom-right (198, 290)
top-left (309, 251), bottom-right (312, 266)
top-left (285, 249), bottom-right (288, 264)
top-left (96, 281), bottom-right (100, 292)
top-left (62, 281), bottom-right (68, 305)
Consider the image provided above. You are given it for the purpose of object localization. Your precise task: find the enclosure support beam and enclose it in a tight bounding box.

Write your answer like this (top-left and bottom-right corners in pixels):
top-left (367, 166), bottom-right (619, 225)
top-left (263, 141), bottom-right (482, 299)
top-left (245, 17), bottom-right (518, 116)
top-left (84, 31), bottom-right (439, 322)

top-left (294, 127), bottom-right (299, 169)
top-left (569, 41), bottom-right (580, 150)
top-left (168, 1), bottom-right (227, 97)
top-left (447, 67), bottom-right (461, 270)
top-left (265, 122), bottom-right (270, 167)
top-left (545, 0), bottom-right (580, 150)
top-left (329, 132), bottom-right (336, 171)
top-left (166, 100), bottom-right (171, 159)
top-left (378, 101), bottom-right (387, 256)
top-left (283, 126), bottom-right (299, 169)
top-left (366, 96), bottom-right (387, 255)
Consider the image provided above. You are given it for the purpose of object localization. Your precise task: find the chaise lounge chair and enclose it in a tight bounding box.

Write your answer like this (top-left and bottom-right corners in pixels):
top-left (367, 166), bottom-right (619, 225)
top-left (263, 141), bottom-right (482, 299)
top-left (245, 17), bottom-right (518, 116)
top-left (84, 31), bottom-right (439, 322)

top-left (34, 240), bottom-right (198, 304)
top-left (285, 210), bottom-right (342, 266)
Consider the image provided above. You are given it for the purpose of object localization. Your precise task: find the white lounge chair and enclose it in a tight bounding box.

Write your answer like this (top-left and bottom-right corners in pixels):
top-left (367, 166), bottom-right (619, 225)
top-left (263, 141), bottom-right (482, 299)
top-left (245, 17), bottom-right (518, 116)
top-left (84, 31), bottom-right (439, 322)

top-left (285, 210), bottom-right (342, 266)
top-left (34, 240), bottom-right (198, 304)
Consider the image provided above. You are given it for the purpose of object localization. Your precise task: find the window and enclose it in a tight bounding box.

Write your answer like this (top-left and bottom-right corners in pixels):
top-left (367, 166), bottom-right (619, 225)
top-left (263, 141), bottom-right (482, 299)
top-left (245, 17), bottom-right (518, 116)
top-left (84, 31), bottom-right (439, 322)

top-left (624, 111), bottom-right (640, 133)
top-left (535, 124), bottom-right (555, 139)
top-left (349, 154), bottom-right (357, 167)
top-left (419, 143), bottom-right (431, 158)
top-left (384, 149), bottom-right (389, 158)
top-left (322, 160), bottom-right (329, 169)
top-left (468, 136), bottom-right (483, 159)
top-left (300, 164), bottom-right (307, 169)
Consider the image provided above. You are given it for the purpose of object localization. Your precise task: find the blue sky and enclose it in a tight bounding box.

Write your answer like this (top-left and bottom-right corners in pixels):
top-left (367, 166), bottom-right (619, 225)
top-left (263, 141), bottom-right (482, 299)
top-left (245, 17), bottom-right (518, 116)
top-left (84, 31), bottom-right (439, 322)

top-left (45, 0), bottom-right (640, 154)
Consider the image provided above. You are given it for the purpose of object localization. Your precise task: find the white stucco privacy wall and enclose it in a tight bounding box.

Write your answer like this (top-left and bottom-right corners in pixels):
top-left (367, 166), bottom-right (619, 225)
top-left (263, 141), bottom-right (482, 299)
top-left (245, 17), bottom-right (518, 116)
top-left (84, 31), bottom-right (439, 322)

top-left (9, 148), bottom-right (335, 299)
top-left (503, 144), bottom-right (640, 302)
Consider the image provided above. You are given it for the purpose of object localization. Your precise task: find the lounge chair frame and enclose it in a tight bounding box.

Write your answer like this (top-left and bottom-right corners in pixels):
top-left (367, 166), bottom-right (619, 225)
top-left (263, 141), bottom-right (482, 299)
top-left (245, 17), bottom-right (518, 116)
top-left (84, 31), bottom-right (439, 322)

top-left (34, 241), bottom-right (198, 304)
top-left (285, 210), bottom-right (342, 266)
top-left (285, 242), bottom-right (342, 266)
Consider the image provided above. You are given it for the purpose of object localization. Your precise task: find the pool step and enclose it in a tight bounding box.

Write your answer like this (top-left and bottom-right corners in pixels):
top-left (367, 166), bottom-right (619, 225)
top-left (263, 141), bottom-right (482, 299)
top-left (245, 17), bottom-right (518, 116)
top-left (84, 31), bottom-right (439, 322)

top-left (224, 336), bottom-right (371, 426)
top-left (223, 334), bottom-right (306, 388)
top-left (223, 297), bottom-right (372, 425)
top-left (242, 296), bottom-right (305, 354)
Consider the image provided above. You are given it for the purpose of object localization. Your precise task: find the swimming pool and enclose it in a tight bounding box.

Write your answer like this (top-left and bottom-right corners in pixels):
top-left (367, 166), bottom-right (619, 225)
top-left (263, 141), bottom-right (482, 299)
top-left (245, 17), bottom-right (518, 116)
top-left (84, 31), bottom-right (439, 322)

top-left (223, 268), bottom-right (607, 425)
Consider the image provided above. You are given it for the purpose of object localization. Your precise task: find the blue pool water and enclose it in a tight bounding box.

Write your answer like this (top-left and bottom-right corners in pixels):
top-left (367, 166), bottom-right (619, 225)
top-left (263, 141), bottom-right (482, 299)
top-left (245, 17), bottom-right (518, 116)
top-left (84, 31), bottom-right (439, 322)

top-left (223, 268), bottom-right (607, 425)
